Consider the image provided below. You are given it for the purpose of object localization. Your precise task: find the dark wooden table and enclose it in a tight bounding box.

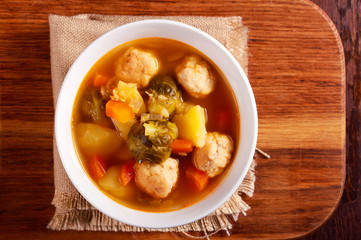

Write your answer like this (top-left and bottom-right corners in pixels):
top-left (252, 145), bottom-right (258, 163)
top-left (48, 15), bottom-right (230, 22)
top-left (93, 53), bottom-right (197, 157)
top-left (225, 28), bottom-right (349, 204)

top-left (306, 0), bottom-right (360, 239)
top-left (0, 0), bottom-right (359, 239)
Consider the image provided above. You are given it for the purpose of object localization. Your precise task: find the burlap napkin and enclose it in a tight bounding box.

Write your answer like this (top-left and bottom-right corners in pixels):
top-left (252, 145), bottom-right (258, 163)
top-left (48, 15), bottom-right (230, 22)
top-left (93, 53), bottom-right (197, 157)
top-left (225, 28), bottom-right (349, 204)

top-left (48, 14), bottom-right (255, 234)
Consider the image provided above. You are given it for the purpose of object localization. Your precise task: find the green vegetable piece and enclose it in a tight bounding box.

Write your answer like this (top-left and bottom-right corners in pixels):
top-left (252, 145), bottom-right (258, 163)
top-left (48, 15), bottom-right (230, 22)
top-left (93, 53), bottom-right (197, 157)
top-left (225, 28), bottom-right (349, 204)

top-left (81, 89), bottom-right (106, 123)
top-left (144, 120), bottom-right (178, 146)
top-left (146, 76), bottom-right (182, 118)
top-left (127, 120), bottom-right (178, 163)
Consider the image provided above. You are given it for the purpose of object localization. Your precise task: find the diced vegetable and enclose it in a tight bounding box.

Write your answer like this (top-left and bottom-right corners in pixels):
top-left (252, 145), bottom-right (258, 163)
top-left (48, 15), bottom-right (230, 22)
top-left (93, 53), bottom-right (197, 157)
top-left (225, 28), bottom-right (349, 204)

top-left (105, 100), bottom-right (135, 123)
top-left (112, 118), bottom-right (137, 140)
top-left (90, 155), bottom-right (107, 181)
top-left (100, 77), bottom-right (119, 101)
top-left (172, 105), bottom-right (207, 148)
top-left (146, 76), bottom-right (181, 118)
top-left (93, 73), bottom-right (109, 87)
top-left (120, 160), bottom-right (135, 186)
top-left (81, 89), bottom-right (107, 124)
top-left (140, 113), bottom-right (163, 123)
top-left (112, 80), bottom-right (146, 116)
top-left (185, 165), bottom-right (209, 192)
top-left (175, 102), bottom-right (194, 115)
top-left (170, 139), bottom-right (194, 154)
top-left (76, 123), bottom-right (123, 156)
top-left (98, 166), bottom-right (136, 198)
top-left (127, 120), bottom-right (178, 163)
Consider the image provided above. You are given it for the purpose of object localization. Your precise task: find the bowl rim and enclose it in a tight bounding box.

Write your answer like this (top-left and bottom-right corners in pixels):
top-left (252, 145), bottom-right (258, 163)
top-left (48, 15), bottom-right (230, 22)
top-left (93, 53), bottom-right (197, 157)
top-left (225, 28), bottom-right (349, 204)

top-left (55, 19), bottom-right (258, 229)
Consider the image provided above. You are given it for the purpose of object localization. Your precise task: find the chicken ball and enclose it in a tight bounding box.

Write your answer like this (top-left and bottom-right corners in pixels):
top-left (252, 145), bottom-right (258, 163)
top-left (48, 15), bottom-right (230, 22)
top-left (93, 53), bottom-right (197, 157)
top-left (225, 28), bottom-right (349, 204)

top-left (134, 157), bottom-right (179, 199)
top-left (115, 47), bottom-right (158, 89)
top-left (193, 132), bottom-right (234, 177)
top-left (176, 55), bottom-right (215, 98)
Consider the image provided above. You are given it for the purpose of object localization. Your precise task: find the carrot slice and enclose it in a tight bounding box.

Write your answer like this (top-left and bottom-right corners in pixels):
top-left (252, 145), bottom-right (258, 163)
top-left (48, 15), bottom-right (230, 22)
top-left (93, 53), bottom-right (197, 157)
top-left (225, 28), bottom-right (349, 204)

top-left (171, 139), bottom-right (194, 154)
top-left (93, 73), bottom-right (109, 87)
top-left (90, 155), bottom-right (107, 181)
top-left (185, 165), bottom-right (209, 192)
top-left (119, 160), bottom-right (135, 186)
top-left (105, 100), bottom-right (135, 123)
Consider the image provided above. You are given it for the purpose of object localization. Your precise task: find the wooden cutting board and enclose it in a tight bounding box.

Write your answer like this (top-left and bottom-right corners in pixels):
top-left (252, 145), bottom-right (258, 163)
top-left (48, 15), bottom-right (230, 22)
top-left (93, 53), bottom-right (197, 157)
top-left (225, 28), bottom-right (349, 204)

top-left (234, 0), bottom-right (345, 239)
top-left (0, 0), bottom-right (345, 239)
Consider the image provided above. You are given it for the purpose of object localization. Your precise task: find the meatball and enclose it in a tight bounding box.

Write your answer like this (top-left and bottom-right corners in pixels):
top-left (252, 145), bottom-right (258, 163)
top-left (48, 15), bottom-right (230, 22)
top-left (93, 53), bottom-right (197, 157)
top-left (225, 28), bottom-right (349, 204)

top-left (176, 55), bottom-right (215, 98)
top-left (115, 47), bottom-right (158, 89)
top-left (134, 157), bottom-right (179, 199)
top-left (193, 132), bottom-right (234, 177)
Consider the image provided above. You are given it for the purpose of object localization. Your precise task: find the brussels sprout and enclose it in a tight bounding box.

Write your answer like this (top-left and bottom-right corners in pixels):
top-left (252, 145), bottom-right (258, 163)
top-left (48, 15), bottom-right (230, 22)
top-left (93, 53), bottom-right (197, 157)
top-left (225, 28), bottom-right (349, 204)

top-left (144, 120), bottom-right (178, 146)
top-left (127, 120), bottom-right (178, 163)
top-left (146, 76), bottom-right (182, 118)
top-left (81, 89), bottom-right (107, 123)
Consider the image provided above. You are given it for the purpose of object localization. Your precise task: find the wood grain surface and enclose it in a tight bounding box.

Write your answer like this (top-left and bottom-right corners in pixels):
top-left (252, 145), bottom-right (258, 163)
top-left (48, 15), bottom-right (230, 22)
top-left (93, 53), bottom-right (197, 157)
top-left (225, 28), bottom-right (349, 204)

top-left (0, 0), bottom-right (359, 239)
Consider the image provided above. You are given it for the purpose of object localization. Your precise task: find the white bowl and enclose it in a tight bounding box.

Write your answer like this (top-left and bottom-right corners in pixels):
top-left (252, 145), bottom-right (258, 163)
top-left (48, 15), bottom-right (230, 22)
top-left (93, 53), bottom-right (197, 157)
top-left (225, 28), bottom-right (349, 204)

top-left (55, 19), bottom-right (257, 229)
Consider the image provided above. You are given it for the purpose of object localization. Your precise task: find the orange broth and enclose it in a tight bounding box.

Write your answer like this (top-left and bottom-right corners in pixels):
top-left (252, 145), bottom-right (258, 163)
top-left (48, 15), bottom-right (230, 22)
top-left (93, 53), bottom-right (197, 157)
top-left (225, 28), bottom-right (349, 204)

top-left (72, 38), bottom-right (240, 212)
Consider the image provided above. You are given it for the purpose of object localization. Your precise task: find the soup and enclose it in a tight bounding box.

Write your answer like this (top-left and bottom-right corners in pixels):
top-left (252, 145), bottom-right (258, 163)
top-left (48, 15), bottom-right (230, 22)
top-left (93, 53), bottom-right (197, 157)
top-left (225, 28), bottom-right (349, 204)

top-left (72, 38), bottom-right (240, 212)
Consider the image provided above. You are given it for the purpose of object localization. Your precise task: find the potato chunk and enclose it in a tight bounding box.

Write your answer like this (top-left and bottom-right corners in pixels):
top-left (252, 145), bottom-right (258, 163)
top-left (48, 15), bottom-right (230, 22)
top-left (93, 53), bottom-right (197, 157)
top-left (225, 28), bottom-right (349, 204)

top-left (76, 123), bottom-right (123, 156)
top-left (112, 118), bottom-right (137, 141)
top-left (172, 105), bottom-right (207, 148)
top-left (98, 166), bottom-right (136, 198)
top-left (115, 47), bottom-right (158, 89)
